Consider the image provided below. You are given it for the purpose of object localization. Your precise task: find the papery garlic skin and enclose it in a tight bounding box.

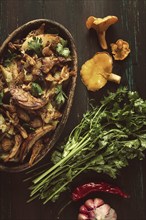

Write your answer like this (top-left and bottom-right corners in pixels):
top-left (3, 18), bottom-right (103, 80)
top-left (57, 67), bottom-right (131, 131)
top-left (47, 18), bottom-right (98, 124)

top-left (78, 198), bottom-right (117, 220)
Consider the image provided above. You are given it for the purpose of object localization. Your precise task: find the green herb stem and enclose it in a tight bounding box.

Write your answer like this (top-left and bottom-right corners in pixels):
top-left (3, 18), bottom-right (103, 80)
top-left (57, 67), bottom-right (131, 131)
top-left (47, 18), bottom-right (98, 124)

top-left (27, 87), bottom-right (146, 203)
top-left (32, 134), bottom-right (91, 188)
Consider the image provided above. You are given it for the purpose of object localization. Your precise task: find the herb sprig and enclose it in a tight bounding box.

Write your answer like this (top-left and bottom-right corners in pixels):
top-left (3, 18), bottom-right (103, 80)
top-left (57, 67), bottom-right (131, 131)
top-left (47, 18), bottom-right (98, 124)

top-left (4, 50), bottom-right (17, 67)
top-left (56, 38), bottom-right (70, 58)
top-left (28, 37), bottom-right (43, 56)
top-left (31, 82), bottom-right (43, 97)
top-left (28, 87), bottom-right (146, 204)
top-left (55, 85), bottom-right (67, 106)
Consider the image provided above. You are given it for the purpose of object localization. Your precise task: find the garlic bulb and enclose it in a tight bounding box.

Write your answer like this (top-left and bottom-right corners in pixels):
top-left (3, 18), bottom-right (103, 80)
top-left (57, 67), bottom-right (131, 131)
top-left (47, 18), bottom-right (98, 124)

top-left (78, 198), bottom-right (117, 220)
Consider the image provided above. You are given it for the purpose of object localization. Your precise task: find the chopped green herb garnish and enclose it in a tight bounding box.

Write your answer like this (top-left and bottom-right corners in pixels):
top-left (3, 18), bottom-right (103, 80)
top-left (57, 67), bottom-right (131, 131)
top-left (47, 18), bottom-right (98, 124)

top-left (56, 41), bottom-right (70, 58)
top-left (3, 50), bottom-right (17, 67)
top-left (56, 43), bottom-right (63, 54)
top-left (31, 82), bottom-right (43, 97)
top-left (61, 48), bottom-right (70, 58)
top-left (28, 37), bottom-right (43, 56)
top-left (55, 85), bottom-right (67, 105)
top-left (60, 38), bottom-right (67, 47)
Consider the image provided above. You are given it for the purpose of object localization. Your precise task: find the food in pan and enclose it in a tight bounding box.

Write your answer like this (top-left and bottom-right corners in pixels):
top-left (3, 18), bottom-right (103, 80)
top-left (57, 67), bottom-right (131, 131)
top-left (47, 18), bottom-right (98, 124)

top-left (0, 22), bottom-right (76, 167)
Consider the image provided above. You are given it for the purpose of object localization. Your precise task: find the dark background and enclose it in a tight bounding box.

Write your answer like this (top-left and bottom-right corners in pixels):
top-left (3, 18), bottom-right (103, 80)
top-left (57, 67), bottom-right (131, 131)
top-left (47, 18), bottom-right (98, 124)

top-left (0, 0), bottom-right (146, 219)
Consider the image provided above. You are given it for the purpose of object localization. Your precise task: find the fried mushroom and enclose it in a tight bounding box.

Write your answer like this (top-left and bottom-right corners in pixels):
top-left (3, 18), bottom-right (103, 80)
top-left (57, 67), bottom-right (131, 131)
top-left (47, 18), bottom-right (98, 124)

top-left (30, 117), bottom-right (43, 128)
top-left (20, 124), bottom-right (56, 162)
top-left (40, 103), bottom-right (62, 124)
top-left (0, 65), bottom-right (13, 84)
top-left (41, 57), bottom-right (58, 73)
top-left (1, 137), bottom-right (14, 152)
top-left (17, 108), bottom-right (30, 122)
top-left (42, 45), bottom-right (53, 57)
top-left (5, 134), bottom-right (22, 161)
top-left (10, 87), bottom-right (48, 110)
top-left (0, 23), bottom-right (73, 165)
top-left (28, 140), bottom-right (43, 165)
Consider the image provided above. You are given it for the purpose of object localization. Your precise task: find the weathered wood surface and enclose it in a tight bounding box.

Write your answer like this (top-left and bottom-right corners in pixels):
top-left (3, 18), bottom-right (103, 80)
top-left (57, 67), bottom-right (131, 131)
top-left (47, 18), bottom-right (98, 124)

top-left (0, 0), bottom-right (146, 219)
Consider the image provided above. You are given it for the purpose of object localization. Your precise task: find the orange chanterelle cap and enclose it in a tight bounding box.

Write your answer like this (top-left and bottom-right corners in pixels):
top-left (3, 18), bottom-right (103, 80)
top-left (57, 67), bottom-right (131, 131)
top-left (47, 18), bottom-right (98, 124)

top-left (110, 39), bottom-right (131, 60)
top-left (86, 15), bottom-right (118, 49)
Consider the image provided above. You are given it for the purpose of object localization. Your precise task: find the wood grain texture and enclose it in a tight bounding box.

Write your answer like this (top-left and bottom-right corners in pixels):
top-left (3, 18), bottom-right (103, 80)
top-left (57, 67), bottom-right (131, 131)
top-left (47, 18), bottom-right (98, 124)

top-left (0, 0), bottom-right (146, 219)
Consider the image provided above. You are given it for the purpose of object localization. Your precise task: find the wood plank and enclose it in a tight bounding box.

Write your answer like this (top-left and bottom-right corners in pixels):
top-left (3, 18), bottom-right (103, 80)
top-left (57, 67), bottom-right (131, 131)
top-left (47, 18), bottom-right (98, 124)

top-left (0, 0), bottom-right (146, 219)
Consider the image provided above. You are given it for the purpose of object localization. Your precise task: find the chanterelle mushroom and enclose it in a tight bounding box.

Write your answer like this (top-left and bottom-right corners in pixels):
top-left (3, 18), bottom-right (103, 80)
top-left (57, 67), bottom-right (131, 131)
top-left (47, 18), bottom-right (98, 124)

top-left (110, 39), bottom-right (131, 60)
top-left (80, 52), bottom-right (121, 91)
top-left (86, 15), bottom-right (118, 49)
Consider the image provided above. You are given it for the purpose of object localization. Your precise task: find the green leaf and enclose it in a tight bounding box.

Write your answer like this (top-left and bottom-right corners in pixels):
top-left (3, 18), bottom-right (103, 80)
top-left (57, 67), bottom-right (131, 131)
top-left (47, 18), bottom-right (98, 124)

top-left (27, 87), bottom-right (146, 203)
top-left (3, 50), bottom-right (17, 67)
top-left (60, 38), bottom-right (67, 47)
top-left (55, 85), bottom-right (67, 105)
top-left (56, 40), bottom-right (70, 58)
top-left (56, 43), bottom-right (63, 54)
top-left (31, 82), bottom-right (43, 97)
top-left (28, 37), bottom-right (43, 56)
top-left (51, 150), bottom-right (62, 164)
top-left (138, 134), bottom-right (146, 149)
top-left (61, 48), bottom-right (70, 58)
top-left (0, 91), bottom-right (4, 105)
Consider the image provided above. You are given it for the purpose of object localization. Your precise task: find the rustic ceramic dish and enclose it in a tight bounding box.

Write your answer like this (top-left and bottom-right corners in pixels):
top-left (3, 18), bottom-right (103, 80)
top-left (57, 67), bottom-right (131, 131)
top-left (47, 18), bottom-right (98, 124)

top-left (0, 19), bottom-right (77, 172)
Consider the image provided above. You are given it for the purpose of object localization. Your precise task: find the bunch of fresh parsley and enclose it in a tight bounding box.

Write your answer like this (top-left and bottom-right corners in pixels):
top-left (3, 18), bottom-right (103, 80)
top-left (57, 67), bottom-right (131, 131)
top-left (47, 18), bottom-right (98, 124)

top-left (28, 87), bottom-right (146, 204)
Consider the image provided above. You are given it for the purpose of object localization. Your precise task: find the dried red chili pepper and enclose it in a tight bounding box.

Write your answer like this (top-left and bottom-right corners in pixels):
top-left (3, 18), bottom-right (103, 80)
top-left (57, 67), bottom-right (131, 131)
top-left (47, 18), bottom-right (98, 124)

top-left (72, 182), bottom-right (129, 201)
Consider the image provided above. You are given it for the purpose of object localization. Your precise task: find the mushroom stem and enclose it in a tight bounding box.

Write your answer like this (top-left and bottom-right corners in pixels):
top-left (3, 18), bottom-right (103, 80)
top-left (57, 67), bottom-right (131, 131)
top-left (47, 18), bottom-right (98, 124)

top-left (86, 16), bottom-right (118, 50)
top-left (97, 31), bottom-right (107, 50)
top-left (108, 73), bottom-right (121, 84)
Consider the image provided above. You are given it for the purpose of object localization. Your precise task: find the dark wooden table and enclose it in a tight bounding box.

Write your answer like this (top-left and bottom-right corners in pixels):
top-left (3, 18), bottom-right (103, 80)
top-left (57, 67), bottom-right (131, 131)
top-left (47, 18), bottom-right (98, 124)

top-left (0, 0), bottom-right (146, 219)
